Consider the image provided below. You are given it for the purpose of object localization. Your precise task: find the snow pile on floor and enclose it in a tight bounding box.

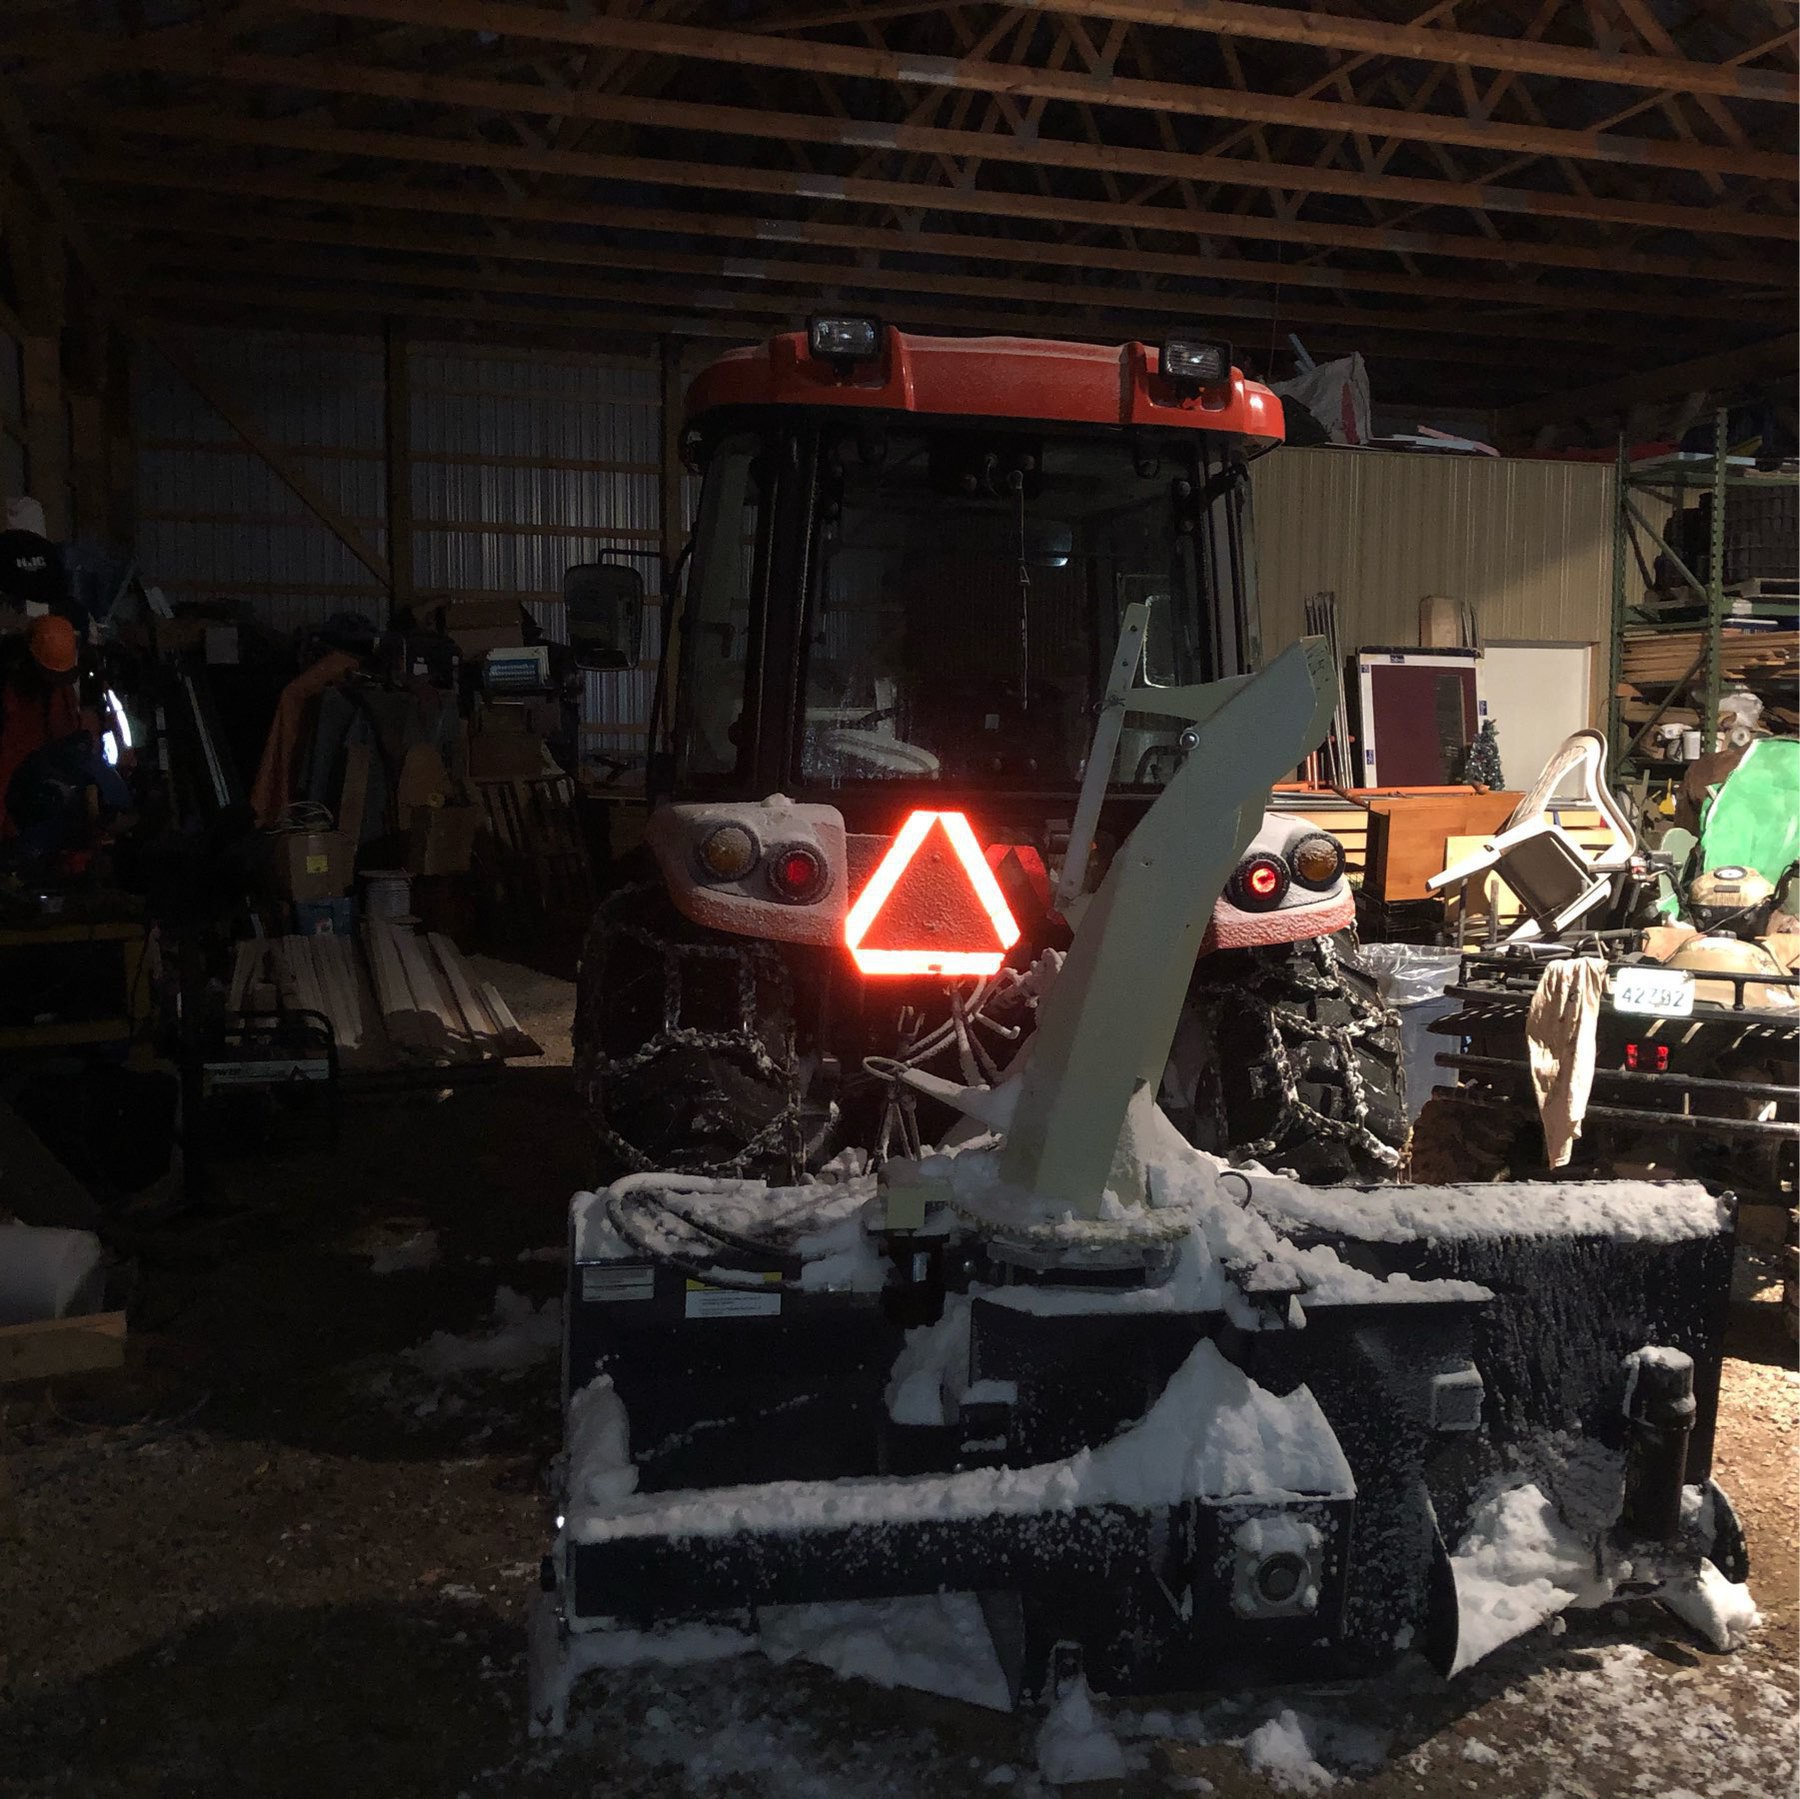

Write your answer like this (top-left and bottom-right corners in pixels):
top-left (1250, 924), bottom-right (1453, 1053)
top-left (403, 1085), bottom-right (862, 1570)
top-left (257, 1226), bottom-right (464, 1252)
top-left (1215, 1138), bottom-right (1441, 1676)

top-left (1241, 1709), bottom-right (1335, 1793)
top-left (405, 1286), bottom-right (561, 1378)
top-left (1035, 1677), bottom-right (1127, 1785)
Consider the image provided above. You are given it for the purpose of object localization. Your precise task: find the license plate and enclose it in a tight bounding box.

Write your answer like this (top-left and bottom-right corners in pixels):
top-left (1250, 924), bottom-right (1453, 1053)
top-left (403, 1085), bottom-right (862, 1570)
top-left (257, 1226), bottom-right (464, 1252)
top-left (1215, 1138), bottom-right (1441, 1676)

top-left (1611, 966), bottom-right (1695, 1017)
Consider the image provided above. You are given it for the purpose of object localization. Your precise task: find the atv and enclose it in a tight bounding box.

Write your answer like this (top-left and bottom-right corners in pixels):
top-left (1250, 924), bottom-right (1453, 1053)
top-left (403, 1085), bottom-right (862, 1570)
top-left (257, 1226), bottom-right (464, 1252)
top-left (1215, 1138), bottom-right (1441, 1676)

top-left (1423, 733), bottom-right (1798, 1196)
top-left (575, 323), bottom-right (1403, 1187)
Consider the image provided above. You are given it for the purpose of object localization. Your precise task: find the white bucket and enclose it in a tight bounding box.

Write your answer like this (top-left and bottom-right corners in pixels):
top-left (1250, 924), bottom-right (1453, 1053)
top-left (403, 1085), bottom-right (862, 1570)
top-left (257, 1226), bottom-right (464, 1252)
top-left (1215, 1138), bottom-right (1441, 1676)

top-left (363, 870), bottom-right (413, 921)
top-left (1681, 729), bottom-right (1704, 761)
top-left (0, 1224), bottom-right (105, 1326)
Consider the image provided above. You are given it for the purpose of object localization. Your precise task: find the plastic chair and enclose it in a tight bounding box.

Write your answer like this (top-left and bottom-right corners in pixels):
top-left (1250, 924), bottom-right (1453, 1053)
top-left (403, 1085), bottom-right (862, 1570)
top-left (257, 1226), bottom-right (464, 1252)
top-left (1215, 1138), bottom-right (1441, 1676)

top-left (1427, 729), bottom-right (1637, 942)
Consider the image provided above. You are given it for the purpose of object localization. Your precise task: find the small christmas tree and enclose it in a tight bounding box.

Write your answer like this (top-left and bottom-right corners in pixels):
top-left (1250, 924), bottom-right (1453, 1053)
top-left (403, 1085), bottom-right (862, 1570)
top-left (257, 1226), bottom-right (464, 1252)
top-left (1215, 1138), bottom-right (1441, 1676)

top-left (1462, 718), bottom-right (1504, 789)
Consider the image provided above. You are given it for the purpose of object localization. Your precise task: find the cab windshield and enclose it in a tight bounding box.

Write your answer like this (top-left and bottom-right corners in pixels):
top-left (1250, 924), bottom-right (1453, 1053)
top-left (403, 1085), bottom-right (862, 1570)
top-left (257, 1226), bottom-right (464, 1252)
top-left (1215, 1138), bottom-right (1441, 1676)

top-left (799, 424), bottom-right (1256, 789)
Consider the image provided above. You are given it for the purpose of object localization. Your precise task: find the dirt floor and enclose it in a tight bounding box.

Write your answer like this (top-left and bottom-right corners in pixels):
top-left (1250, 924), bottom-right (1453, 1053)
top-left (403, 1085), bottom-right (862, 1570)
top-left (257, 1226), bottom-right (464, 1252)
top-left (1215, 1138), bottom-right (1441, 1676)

top-left (1, 966), bottom-right (1793, 1799)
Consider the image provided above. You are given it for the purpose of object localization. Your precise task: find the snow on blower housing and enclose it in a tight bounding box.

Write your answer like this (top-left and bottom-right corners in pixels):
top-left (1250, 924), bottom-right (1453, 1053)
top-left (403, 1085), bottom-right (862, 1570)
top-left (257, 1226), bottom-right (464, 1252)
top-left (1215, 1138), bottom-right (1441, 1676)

top-left (539, 323), bottom-right (1752, 1733)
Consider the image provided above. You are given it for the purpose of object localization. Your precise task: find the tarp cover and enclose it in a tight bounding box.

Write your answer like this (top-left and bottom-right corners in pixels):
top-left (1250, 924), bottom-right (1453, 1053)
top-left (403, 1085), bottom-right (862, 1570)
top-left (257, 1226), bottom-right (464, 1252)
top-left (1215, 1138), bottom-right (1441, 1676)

top-left (1700, 737), bottom-right (1799, 886)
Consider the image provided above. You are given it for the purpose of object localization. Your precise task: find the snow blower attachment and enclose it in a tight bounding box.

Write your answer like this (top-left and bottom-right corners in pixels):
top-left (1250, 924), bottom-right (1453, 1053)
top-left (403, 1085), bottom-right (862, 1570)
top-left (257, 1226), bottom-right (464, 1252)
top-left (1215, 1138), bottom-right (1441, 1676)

top-left (533, 632), bottom-right (1749, 1734)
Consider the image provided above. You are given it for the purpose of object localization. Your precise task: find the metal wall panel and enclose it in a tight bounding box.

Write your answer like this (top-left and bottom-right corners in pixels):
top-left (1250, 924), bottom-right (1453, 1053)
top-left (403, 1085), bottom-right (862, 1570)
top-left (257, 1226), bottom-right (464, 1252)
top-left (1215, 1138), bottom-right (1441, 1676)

top-left (135, 328), bottom-right (387, 636)
top-left (133, 331), bottom-right (670, 771)
top-left (1253, 448), bottom-right (1616, 668)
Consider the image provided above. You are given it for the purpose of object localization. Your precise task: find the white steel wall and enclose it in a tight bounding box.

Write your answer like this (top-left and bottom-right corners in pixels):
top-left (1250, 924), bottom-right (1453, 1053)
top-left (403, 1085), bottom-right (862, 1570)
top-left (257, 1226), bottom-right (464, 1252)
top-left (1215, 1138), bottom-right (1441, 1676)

top-left (135, 328), bottom-right (668, 769)
top-left (1253, 447), bottom-right (1616, 665)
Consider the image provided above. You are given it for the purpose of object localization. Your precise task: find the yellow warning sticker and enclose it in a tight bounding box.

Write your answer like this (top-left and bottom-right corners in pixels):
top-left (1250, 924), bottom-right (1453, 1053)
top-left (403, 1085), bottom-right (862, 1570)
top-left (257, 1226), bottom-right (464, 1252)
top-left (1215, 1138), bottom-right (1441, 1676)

top-left (684, 1272), bottom-right (780, 1319)
top-left (304, 854), bottom-right (329, 875)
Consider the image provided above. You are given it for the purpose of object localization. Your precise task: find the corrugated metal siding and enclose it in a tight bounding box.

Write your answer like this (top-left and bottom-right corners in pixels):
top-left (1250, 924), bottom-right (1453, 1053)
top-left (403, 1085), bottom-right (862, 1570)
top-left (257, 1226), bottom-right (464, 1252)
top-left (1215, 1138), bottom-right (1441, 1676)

top-left (136, 328), bottom-right (388, 636)
top-left (1253, 448), bottom-right (1616, 659)
top-left (135, 330), bottom-right (669, 773)
top-left (409, 343), bottom-right (662, 768)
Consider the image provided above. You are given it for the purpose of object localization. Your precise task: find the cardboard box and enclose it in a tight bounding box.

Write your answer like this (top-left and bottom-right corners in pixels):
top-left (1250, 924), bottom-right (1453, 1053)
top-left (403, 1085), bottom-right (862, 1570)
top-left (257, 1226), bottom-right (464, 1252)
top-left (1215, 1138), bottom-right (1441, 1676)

top-left (467, 732), bottom-right (550, 781)
top-left (477, 697), bottom-right (561, 737)
top-left (272, 830), bottom-right (354, 902)
top-left (443, 600), bottom-right (523, 660)
top-left (405, 803), bottom-right (481, 876)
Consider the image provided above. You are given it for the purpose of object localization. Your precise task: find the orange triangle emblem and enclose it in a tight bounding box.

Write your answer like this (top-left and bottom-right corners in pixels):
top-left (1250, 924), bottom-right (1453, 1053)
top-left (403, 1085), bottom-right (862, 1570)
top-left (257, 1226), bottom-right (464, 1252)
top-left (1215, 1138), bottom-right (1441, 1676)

top-left (845, 811), bottom-right (1021, 977)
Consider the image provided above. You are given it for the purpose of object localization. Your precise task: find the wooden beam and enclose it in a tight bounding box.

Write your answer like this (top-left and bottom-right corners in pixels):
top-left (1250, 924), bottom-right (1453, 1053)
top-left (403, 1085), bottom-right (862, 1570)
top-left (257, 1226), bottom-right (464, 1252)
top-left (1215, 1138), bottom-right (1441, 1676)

top-left (38, 37), bottom-right (1795, 234)
top-left (72, 158), bottom-right (1792, 307)
top-left (788, 0), bottom-right (1800, 102)
top-left (83, 105), bottom-right (1800, 260)
top-left (288, 0), bottom-right (1797, 183)
top-left (134, 260), bottom-right (1631, 373)
top-left (115, 208), bottom-right (1742, 347)
top-left (1494, 331), bottom-right (1800, 435)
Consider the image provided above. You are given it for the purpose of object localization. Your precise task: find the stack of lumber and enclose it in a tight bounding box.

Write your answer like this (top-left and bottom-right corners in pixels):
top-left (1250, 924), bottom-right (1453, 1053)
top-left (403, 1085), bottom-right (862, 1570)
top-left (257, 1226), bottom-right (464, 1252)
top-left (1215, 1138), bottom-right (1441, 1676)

top-left (1619, 630), bottom-right (1800, 729)
top-left (227, 927), bottom-right (540, 1073)
top-left (361, 921), bottom-right (541, 1064)
top-left (228, 933), bottom-right (377, 1067)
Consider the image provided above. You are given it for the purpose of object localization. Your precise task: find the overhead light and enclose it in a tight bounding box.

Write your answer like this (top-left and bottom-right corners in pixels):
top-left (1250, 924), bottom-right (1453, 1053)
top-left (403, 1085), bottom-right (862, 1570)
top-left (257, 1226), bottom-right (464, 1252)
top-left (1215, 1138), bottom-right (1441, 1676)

top-left (1162, 338), bottom-right (1233, 387)
top-left (809, 316), bottom-right (883, 364)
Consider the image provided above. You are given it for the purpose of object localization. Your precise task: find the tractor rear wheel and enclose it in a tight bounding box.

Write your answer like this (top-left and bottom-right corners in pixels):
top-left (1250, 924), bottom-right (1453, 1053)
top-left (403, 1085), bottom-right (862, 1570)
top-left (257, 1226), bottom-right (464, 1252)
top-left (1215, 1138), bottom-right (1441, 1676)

top-left (574, 878), bottom-right (824, 1182)
top-left (1166, 931), bottom-right (1409, 1185)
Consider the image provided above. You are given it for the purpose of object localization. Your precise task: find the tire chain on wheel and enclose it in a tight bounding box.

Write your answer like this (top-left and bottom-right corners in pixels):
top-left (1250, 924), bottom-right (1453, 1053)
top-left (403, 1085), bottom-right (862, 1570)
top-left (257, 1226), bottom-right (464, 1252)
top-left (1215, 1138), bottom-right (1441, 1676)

top-left (578, 882), bottom-right (830, 1179)
top-left (1187, 932), bottom-right (1405, 1176)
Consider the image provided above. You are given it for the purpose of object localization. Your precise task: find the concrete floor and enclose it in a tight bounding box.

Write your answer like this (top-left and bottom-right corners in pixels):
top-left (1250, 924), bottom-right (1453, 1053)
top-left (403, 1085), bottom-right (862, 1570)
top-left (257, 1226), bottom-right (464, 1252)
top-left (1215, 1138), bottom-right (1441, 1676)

top-left (1, 965), bottom-right (1793, 1798)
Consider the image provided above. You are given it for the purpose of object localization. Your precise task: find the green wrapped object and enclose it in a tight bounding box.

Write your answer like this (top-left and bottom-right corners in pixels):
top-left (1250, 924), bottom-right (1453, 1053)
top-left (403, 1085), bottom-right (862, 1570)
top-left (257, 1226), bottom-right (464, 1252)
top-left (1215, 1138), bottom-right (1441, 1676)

top-left (1698, 737), bottom-right (1800, 885)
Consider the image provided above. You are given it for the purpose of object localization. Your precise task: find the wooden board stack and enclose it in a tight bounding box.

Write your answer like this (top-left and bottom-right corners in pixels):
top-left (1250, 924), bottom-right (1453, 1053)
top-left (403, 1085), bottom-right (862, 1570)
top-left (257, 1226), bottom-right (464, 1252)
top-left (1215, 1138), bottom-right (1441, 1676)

top-left (1620, 629), bottom-right (1800, 731)
top-left (228, 926), bottom-right (540, 1073)
top-left (362, 921), bottom-right (541, 1064)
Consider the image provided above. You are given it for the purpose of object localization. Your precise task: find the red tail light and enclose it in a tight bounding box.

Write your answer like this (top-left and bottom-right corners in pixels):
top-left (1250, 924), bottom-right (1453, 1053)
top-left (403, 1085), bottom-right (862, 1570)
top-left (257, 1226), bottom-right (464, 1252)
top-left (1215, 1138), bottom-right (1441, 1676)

top-left (1230, 853), bottom-right (1290, 911)
top-left (1624, 1041), bottom-right (1670, 1072)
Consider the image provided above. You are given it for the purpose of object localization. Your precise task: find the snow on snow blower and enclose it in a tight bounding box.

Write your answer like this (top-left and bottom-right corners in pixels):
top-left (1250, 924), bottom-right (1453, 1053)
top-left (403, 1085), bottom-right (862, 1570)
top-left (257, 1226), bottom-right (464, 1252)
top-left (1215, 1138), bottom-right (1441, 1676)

top-left (531, 328), bottom-right (1751, 1733)
top-left (532, 624), bottom-right (1750, 1726)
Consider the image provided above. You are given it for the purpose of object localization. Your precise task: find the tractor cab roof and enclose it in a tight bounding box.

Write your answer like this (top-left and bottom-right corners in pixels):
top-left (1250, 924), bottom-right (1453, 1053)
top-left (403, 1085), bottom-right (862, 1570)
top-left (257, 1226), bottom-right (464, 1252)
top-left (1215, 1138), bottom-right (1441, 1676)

top-left (685, 328), bottom-right (1285, 448)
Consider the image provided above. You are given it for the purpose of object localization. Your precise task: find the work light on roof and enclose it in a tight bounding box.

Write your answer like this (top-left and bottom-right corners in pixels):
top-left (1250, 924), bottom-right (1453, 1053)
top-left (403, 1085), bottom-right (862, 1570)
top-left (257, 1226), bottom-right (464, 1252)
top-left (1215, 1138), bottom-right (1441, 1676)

top-left (1162, 338), bottom-right (1232, 388)
top-left (809, 316), bottom-right (883, 363)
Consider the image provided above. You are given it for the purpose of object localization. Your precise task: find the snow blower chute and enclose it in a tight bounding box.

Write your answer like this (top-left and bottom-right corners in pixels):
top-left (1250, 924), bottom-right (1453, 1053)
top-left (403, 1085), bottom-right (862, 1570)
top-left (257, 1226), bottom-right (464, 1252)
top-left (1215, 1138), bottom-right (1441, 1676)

top-left (531, 590), bottom-right (1748, 1732)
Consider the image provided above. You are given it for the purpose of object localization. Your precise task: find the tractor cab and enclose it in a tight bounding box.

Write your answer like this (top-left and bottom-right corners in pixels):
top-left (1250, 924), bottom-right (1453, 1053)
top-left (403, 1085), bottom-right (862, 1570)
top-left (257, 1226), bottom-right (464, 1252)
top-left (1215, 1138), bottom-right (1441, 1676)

top-left (670, 322), bottom-right (1279, 821)
top-left (577, 325), bottom-right (1398, 1187)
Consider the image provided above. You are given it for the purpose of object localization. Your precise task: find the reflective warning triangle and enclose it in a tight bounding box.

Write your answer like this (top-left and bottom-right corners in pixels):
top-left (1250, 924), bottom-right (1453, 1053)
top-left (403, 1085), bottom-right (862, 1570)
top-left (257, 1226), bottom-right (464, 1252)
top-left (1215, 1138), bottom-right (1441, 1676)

top-left (844, 811), bottom-right (1021, 977)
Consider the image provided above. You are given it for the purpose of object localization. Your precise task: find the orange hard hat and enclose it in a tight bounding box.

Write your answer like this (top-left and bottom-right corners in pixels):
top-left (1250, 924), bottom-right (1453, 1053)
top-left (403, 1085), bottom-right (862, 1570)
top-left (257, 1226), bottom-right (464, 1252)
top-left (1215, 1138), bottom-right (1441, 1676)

top-left (28, 613), bottom-right (78, 675)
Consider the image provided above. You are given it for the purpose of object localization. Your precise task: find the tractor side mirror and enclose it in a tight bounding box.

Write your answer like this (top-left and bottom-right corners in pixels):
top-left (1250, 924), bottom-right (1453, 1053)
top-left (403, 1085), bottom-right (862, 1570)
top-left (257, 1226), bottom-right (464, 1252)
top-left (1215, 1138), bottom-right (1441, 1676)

top-left (565, 562), bottom-right (644, 670)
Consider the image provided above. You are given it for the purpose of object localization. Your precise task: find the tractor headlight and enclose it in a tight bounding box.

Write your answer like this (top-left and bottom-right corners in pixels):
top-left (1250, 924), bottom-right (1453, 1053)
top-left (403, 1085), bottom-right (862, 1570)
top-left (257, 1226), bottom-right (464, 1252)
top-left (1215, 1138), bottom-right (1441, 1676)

top-left (1229, 852), bottom-right (1290, 911)
top-left (1161, 338), bottom-right (1232, 387)
top-left (697, 823), bottom-right (759, 882)
top-left (1289, 833), bottom-right (1344, 890)
top-left (809, 316), bottom-right (882, 363)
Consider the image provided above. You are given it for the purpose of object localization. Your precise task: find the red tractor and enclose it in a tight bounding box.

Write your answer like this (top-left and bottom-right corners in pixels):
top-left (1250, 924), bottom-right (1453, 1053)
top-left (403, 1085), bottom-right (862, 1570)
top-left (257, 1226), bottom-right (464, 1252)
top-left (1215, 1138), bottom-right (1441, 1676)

top-left (576, 322), bottom-right (1404, 1184)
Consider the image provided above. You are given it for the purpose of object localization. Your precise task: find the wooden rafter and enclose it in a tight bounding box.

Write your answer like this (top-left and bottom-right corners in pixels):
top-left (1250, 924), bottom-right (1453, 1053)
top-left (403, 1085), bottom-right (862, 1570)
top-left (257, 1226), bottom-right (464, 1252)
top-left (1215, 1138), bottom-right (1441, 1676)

top-left (70, 160), bottom-right (1788, 323)
top-left (63, 119), bottom-right (1793, 286)
top-left (50, 77), bottom-right (1796, 246)
top-left (110, 206), bottom-right (1761, 347)
top-left (239, 1), bottom-right (1797, 183)
top-left (1494, 331), bottom-right (1800, 434)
